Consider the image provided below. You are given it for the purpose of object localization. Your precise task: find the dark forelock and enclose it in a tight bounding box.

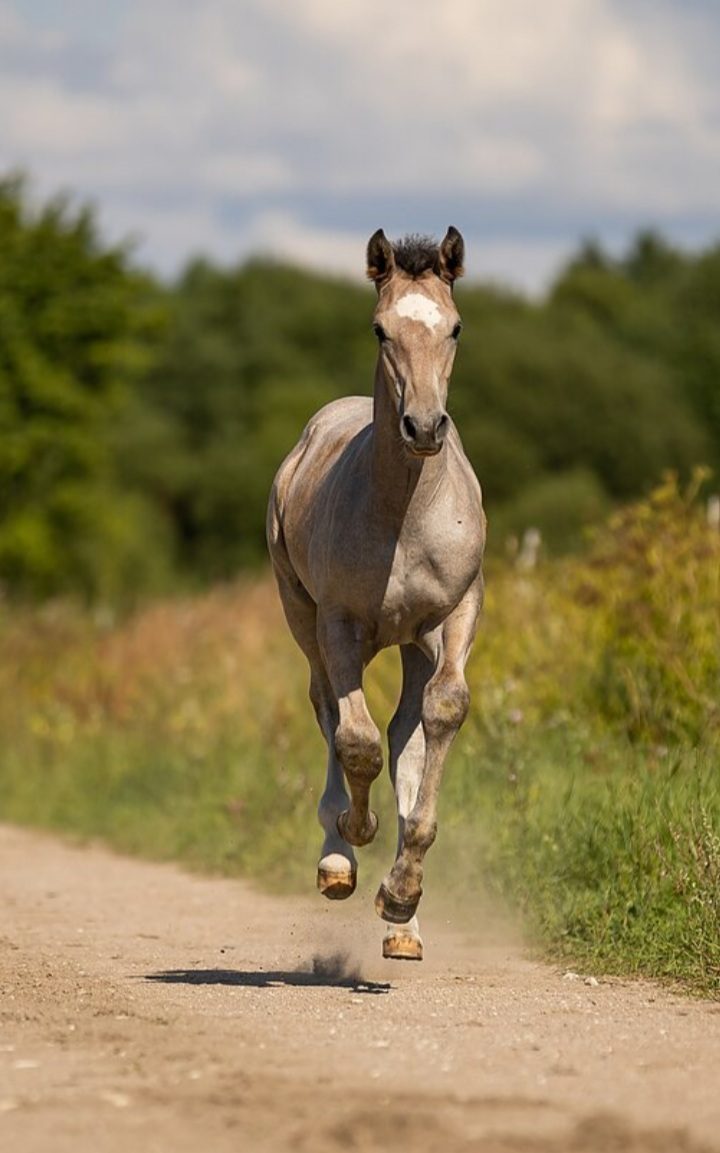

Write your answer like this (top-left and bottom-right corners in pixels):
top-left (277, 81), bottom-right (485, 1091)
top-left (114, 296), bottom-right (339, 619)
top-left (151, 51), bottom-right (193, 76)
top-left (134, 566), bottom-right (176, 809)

top-left (392, 234), bottom-right (439, 278)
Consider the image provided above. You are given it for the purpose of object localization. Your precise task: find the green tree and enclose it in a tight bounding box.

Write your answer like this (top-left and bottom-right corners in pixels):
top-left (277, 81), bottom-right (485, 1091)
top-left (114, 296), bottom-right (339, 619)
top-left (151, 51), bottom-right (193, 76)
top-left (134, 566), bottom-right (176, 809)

top-left (2, 174), bottom-right (716, 598)
top-left (0, 175), bottom-right (170, 601)
top-left (130, 259), bottom-right (374, 577)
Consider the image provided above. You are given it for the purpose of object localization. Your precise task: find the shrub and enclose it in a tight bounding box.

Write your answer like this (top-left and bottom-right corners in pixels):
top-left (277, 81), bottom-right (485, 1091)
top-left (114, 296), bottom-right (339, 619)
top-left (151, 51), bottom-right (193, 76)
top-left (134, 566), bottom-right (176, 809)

top-left (578, 469), bottom-right (720, 743)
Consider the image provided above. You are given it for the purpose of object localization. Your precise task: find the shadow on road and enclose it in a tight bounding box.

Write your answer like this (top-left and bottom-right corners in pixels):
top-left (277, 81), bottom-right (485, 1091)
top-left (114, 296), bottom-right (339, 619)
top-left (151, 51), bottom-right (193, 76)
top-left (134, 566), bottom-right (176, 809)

top-left (143, 968), bottom-right (392, 994)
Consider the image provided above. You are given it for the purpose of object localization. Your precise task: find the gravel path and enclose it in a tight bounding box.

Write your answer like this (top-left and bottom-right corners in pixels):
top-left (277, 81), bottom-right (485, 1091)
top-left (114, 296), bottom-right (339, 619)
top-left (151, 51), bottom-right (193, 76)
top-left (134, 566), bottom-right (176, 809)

top-left (1, 823), bottom-right (719, 1152)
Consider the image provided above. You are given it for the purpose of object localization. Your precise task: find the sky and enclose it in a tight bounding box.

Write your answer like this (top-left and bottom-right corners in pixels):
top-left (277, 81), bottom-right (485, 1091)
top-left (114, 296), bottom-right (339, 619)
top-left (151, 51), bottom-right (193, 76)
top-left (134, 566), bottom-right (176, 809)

top-left (1, 0), bottom-right (719, 292)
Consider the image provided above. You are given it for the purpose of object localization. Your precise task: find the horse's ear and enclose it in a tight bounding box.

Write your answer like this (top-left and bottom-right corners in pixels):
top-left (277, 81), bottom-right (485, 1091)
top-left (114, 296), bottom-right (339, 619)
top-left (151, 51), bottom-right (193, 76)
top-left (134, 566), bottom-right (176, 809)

top-left (366, 229), bottom-right (395, 287)
top-left (438, 226), bottom-right (465, 284)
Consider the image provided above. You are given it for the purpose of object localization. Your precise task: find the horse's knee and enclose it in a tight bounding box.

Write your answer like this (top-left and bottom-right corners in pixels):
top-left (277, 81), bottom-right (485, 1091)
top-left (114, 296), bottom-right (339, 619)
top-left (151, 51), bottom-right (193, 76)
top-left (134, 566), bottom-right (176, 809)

top-left (335, 717), bottom-right (383, 781)
top-left (422, 673), bottom-right (469, 738)
top-left (403, 815), bottom-right (437, 854)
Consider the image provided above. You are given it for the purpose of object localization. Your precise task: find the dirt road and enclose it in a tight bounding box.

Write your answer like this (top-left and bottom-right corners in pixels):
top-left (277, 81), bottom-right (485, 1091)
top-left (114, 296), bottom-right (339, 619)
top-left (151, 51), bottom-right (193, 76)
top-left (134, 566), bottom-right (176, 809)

top-left (1, 823), bottom-right (719, 1152)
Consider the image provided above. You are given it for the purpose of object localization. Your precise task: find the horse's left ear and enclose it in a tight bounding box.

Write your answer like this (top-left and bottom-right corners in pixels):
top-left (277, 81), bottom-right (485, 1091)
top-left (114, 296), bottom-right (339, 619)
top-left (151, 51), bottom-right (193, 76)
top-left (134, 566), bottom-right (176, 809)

top-left (438, 226), bottom-right (465, 284)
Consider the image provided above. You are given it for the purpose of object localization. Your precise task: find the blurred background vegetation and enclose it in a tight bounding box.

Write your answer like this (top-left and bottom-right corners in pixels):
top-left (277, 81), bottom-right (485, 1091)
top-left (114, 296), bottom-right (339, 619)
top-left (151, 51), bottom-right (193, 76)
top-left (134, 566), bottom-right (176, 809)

top-left (2, 173), bottom-right (719, 604)
top-left (2, 174), bottom-right (719, 994)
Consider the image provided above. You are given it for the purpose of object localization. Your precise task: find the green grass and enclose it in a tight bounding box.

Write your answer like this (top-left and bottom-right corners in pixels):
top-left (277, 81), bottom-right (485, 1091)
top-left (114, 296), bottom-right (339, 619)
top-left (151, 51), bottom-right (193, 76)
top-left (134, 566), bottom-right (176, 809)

top-left (444, 733), bottom-right (720, 992)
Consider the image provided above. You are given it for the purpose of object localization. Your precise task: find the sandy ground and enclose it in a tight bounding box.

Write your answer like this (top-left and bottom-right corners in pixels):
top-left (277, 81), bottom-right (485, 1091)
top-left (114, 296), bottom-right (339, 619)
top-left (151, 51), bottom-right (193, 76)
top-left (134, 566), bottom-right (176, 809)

top-left (1, 823), bottom-right (719, 1153)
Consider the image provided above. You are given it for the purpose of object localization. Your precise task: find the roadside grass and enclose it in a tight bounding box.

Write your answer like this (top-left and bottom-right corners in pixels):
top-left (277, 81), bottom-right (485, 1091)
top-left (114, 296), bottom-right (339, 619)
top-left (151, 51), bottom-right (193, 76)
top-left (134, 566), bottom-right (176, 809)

top-left (443, 735), bottom-right (720, 993)
top-left (0, 474), bottom-right (718, 995)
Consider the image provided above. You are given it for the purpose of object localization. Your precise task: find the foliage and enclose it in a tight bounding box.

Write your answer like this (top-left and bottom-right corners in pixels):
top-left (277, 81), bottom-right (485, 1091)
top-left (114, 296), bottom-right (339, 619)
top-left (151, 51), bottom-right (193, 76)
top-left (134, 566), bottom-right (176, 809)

top-left (0, 175), bottom-right (171, 601)
top-left (133, 253), bottom-right (712, 580)
top-left (1, 481), bottom-right (718, 994)
top-left (446, 739), bottom-right (720, 991)
top-left (468, 471), bottom-right (720, 747)
top-left (578, 469), bottom-right (720, 743)
top-left (122, 259), bottom-right (371, 579)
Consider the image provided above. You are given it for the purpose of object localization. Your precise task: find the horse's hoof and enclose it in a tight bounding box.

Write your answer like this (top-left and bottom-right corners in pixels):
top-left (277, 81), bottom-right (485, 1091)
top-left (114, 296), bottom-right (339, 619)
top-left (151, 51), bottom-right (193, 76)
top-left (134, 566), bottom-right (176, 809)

top-left (317, 856), bottom-right (357, 900)
top-left (383, 931), bottom-right (423, 961)
top-left (374, 881), bottom-right (421, 924)
top-left (337, 809), bottom-right (378, 848)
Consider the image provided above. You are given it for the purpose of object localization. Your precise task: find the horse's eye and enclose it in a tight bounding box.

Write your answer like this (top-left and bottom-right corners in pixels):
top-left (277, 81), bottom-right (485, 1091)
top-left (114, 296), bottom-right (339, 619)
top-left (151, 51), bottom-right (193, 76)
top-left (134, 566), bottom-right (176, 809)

top-left (373, 323), bottom-right (388, 343)
top-left (451, 322), bottom-right (463, 341)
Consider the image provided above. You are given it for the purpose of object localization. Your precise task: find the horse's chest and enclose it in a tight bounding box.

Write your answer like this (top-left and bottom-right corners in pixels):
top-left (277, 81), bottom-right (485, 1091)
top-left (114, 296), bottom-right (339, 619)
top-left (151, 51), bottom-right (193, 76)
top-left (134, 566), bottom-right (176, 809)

top-left (307, 484), bottom-right (482, 645)
top-left (375, 541), bottom-right (467, 643)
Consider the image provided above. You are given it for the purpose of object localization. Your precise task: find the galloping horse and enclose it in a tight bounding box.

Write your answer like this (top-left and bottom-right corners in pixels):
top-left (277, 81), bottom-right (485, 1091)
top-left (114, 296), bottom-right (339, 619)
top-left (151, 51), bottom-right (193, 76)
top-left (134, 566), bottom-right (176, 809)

top-left (267, 228), bottom-right (485, 960)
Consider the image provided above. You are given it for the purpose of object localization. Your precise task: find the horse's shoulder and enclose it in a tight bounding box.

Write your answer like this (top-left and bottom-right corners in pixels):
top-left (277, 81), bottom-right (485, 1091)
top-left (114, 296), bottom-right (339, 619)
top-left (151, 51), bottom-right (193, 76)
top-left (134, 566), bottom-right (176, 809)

top-left (269, 396), bottom-right (372, 525)
top-left (306, 396), bottom-right (373, 437)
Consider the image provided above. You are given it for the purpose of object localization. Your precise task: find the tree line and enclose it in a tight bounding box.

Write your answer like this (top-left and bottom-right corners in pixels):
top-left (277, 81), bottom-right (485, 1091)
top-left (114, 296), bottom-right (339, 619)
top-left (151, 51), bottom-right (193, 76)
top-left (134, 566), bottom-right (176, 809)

top-left (1, 174), bottom-right (718, 602)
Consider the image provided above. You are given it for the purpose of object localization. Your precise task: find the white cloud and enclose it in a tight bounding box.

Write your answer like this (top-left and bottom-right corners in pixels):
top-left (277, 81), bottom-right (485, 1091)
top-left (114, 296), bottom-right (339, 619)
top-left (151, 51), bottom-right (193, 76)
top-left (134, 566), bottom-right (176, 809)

top-left (242, 212), bottom-right (367, 279)
top-left (0, 0), bottom-right (718, 288)
top-left (1, 79), bottom-right (116, 154)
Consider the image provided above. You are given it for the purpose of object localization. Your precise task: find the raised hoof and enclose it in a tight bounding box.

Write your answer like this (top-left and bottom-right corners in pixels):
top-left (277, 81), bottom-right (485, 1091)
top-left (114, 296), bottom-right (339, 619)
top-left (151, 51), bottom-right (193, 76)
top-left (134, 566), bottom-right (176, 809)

top-left (383, 933), bottom-right (423, 962)
top-left (336, 809), bottom-right (378, 848)
top-left (374, 881), bottom-right (421, 925)
top-left (317, 860), bottom-right (357, 901)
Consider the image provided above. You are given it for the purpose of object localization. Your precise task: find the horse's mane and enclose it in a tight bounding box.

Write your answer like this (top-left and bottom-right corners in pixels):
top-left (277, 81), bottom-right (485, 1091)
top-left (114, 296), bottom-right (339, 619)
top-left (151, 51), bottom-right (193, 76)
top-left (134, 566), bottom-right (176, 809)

top-left (392, 234), bottom-right (439, 278)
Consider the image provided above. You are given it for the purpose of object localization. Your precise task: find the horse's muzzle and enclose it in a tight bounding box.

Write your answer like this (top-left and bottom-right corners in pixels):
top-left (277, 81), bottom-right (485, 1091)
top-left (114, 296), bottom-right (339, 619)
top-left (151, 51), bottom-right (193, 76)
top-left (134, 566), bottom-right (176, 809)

top-left (400, 411), bottom-right (449, 456)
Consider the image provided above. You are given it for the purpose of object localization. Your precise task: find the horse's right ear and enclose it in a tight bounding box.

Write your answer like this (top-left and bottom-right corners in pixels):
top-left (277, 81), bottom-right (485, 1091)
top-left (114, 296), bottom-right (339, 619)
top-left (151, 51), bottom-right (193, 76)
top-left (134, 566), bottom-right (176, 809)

top-left (366, 229), bottom-right (395, 287)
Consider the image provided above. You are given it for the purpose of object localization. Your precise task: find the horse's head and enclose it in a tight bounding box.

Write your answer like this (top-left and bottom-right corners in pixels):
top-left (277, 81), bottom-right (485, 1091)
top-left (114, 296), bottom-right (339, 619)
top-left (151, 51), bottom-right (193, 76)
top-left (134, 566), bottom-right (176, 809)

top-left (367, 227), bottom-right (464, 458)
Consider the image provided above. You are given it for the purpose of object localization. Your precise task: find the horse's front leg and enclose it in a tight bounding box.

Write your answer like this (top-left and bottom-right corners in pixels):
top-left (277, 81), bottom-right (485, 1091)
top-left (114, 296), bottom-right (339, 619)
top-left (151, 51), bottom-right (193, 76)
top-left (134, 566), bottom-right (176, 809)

top-left (376, 584), bottom-right (481, 924)
top-left (317, 609), bottom-right (382, 848)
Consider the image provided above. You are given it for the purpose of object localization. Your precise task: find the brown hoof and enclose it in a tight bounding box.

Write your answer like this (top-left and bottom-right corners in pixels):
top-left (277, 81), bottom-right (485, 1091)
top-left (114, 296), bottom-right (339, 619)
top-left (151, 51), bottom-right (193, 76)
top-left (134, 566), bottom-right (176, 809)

top-left (383, 933), bottom-right (423, 961)
top-left (336, 809), bottom-right (378, 848)
top-left (374, 882), bottom-right (421, 924)
top-left (317, 862), bottom-right (357, 901)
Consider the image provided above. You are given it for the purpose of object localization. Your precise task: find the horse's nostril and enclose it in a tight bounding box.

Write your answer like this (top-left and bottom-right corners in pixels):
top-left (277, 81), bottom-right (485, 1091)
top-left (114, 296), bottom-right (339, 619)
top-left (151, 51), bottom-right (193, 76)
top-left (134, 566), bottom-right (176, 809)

top-left (436, 413), bottom-right (449, 437)
top-left (402, 415), bottom-right (417, 441)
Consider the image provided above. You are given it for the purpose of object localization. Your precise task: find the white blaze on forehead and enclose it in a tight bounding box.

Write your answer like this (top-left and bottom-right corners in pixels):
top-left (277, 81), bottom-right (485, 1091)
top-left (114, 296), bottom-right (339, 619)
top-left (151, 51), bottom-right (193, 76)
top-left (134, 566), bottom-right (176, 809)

top-left (395, 292), bottom-right (442, 330)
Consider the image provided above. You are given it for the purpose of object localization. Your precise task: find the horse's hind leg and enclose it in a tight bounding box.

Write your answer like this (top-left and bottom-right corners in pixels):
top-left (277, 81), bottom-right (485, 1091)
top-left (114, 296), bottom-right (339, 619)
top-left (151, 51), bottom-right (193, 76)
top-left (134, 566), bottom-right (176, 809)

top-left (273, 573), bottom-right (357, 899)
top-left (383, 645), bottom-right (433, 961)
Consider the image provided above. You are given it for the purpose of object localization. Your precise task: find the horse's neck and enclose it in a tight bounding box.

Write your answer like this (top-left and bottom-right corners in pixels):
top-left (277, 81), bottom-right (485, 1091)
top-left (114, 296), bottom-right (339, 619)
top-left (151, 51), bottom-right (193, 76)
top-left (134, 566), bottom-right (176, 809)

top-left (370, 367), bottom-right (447, 525)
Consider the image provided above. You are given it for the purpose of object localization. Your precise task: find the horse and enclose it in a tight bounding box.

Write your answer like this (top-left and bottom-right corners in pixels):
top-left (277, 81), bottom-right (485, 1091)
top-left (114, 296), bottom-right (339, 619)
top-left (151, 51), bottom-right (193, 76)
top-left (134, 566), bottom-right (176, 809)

top-left (267, 227), bottom-right (485, 960)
